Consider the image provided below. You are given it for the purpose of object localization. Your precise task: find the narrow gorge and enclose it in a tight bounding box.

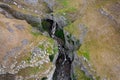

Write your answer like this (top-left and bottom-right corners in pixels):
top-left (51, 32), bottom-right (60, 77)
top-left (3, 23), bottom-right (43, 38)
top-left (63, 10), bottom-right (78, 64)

top-left (0, 0), bottom-right (120, 80)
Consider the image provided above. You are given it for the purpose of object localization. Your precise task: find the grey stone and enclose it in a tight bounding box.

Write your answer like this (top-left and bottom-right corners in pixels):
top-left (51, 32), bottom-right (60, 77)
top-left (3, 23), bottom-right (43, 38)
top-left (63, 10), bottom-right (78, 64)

top-left (15, 25), bottom-right (25, 30)
top-left (7, 27), bottom-right (14, 33)
top-left (43, 0), bottom-right (54, 11)
top-left (21, 39), bottom-right (29, 46)
top-left (24, 0), bottom-right (38, 4)
top-left (79, 24), bottom-right (88, 44)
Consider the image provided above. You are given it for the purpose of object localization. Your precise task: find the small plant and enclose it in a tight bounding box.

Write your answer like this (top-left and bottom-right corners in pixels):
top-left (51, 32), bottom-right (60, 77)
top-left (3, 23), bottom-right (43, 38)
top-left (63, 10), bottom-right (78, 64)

top-left (83, 50), bottom-right (90, 60)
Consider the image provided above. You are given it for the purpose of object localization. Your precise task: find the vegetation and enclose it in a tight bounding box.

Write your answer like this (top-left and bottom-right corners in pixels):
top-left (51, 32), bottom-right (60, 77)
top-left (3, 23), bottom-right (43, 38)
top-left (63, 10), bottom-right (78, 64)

top-left (77, 49), bottom-right (90, 60)
top-left (18, 67), bottom-right (40, 77)
top-left (57, 0), bottom-right (69, 7)
top-left (75, 67), bottom-right (92, 80)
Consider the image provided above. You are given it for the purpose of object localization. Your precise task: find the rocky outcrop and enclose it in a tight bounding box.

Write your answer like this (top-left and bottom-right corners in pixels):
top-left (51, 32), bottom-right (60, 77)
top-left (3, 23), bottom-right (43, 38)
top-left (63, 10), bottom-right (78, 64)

top-left (0, 3), bottom-right (43, 31)
top-left (0, 10), bottom-right (57, 80)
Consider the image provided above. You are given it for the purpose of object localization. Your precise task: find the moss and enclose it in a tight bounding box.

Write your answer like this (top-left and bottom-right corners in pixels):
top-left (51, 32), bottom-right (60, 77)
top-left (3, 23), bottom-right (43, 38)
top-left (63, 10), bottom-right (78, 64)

top-left (38, 37), bottom-right (58, 56)
top-left (18, 67), bottom-right (40, 77)
top-left (78, 49), bottom-right (90, 60)
top-left (47, 47), bottom-right (53, 54)
top-left (75, 67), bottom-right (92, 80)
top-left (38, 44), bottom-right (44, 50)
top-left (31, 31), bottom-right (41, 37)
top-left (53, 45), bottom-right (58, 54)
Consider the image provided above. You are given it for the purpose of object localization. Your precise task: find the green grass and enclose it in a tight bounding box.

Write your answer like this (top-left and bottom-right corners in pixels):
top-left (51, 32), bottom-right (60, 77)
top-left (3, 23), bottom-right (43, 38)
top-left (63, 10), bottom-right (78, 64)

top-left (82, 50), bottom-right (90, 60)
top-left (77, 49), bottom-right (90, 60)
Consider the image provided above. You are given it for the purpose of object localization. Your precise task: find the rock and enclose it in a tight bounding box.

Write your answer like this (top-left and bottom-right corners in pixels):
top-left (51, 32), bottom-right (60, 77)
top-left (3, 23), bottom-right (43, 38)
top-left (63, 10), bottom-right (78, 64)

top-left (0, 3), bottom-right (42, 27)
top-left (64, 31), bottom-right (81, 51)
top-left (43, 0), bottom-right (54, 11)
top-left (24, 0), bottom-right (38, 5)
top-left (46, 14), bottom-right (67, 28)
top-left (0, 13), bottom-right (56, 80)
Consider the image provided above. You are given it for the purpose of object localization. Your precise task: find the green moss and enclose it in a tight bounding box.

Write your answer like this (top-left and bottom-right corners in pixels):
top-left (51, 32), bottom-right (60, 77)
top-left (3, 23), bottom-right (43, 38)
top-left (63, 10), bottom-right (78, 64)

top-left (47, 47), bottom-right (53, 55)
top-left (53, 45), bottom-right (58, 54)
top-left (83, 51), bottom-right (90, 60)
top-left (31, 31), bottom-right (41, 37)
top-left (38, 38), bottom-right (58, 55)
top-left (49, 44), bottom-right (58, 62)
top-left (78, 49), bottom-right (90, 60)
top-left (38, 44), bottom-right (44, 50)
top-left (18, 67), bottom-right (40, 77)
top-left (75, 67), bottom-right (92, 80)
